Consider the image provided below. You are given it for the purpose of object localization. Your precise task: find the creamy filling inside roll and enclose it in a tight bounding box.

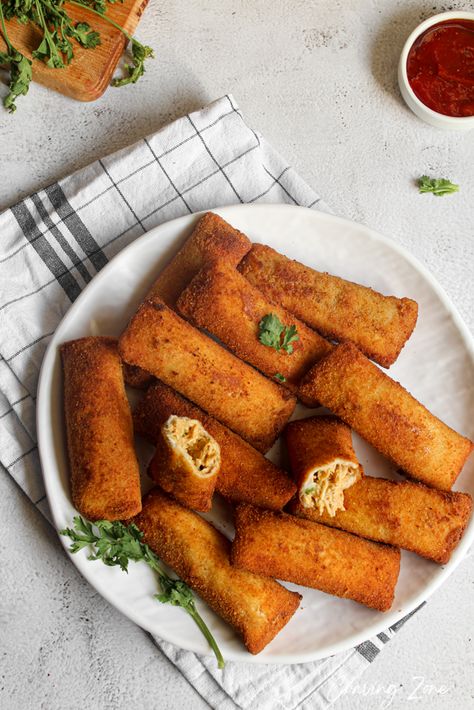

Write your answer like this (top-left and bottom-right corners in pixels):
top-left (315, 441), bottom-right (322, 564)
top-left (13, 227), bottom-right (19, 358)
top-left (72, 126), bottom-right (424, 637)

top-left (163, 415), bottom-right (220, 477)
top-left (300, 459), bottom-right (360, 516)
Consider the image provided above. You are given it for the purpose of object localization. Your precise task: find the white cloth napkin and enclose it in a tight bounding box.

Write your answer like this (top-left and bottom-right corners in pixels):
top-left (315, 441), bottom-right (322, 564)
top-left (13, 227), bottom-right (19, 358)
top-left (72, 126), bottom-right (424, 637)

top-left (0, 95), bottom-right (420, 709)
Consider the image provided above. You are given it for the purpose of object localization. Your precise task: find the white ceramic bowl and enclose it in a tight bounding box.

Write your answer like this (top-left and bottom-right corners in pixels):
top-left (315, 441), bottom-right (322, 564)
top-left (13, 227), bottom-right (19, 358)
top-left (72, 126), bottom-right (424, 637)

top-left (398, 11), bottom-right (474, 131)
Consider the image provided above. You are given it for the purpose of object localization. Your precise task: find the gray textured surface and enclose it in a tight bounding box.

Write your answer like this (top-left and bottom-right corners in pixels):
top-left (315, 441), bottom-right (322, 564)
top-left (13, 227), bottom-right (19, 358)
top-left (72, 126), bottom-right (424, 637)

top-left (1, 0), bottom-right (474, 708)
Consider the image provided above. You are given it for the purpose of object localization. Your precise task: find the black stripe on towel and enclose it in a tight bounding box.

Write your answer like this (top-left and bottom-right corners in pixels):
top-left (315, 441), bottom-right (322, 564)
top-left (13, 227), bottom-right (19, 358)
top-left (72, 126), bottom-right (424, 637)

top-left (356, 640), bottom-right (380, 663)
top-left (31, 193), bottom-right (93, 285)
top-left (389, 603), bottom-right (426, 634)
top-left (45, 183), bottom-right (108, 273)
top-left (11, 202), bottom-right (81, 303)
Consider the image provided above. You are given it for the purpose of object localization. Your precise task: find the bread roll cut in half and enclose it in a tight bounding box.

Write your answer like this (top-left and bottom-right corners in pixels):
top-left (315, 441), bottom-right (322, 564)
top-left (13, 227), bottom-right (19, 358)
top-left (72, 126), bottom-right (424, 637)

top-left (149, 415), bottom-right (220, 511)
top-left (285, 416), bottom-right (362, 517)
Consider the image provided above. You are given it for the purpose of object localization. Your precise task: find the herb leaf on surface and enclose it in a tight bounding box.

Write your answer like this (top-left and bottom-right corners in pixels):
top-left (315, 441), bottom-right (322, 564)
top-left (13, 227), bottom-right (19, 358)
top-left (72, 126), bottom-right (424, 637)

top-left (418, 175), bottom-right (459, 197)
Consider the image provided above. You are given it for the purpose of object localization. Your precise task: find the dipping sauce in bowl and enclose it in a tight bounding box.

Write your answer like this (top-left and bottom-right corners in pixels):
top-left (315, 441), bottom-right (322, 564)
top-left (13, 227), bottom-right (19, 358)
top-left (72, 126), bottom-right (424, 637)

top-left (407, 19), bottom-right (474, 117)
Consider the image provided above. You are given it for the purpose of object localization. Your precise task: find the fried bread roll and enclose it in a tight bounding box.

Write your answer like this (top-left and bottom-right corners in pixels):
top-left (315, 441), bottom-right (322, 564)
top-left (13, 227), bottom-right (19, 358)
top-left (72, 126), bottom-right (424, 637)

top-left (134, 382), bottom-right (296, 509)
top-left (148, 415), bottom-right (220, 512)
top-left (61, 337), bottom-right (141, 521)
top-left (231, 504), bottom-right (400, 611)
top-left (239, 243), bottom-right (418, 367)
top-left (148, 212), bottom-right (251, 307)
top-left (298, 343), bottom-right (473, 490)
top-left (289, 477), bottom-right (473, 564)
top-left (123, 212), bottom-right (251, 390)
top-left (284, 416), bottom-right (362, 516)
top-left (119, 298), bottom-right (296, 452)
top-left (134, 489), bottom-right (301, 654)
top-left (176, 262), bottom-right (332, 398)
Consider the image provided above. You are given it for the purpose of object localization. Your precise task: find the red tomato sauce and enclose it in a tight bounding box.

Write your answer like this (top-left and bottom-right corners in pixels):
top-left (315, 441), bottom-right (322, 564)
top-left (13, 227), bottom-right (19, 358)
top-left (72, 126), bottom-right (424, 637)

top-left (407, 19), bottom-right (474, 117)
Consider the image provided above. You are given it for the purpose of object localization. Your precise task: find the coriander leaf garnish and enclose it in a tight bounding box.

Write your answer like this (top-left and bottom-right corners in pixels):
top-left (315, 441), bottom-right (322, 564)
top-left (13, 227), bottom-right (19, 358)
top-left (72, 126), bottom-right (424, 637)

top-left (72, 22), bottom-right (101, 50)
top-left (60, 516), bottom-right (225, 669)
top-left (258, 313), bottom-right (299, 354)
top-left (274, 373), bottom-right (286, 382)
top-left (0, 1), bottom-right (32, 112)
top-left (281, 324), bottom-right (298, 353)
top-left (418, 175), bottom-right (459, 197)
top-left (111, 38), bottom-right (154, 86)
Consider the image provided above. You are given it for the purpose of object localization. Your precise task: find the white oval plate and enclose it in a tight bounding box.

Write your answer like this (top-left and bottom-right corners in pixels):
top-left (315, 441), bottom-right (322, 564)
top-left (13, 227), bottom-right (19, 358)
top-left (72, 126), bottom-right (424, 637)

top-left (37, 204), bottom-right (474, 665)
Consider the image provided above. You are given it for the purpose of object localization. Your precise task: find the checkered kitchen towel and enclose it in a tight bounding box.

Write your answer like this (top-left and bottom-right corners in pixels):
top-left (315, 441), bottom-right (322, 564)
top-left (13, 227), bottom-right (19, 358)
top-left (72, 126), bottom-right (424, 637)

top-left (0, 94), bottom-right (421, 710)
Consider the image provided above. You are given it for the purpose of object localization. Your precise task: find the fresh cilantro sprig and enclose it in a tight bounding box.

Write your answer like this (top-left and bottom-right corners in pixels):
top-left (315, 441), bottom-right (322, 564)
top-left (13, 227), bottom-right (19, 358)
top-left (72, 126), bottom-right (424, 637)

top-left (258, 313), bottom-right (299, 354)
top-left (274, 372), bottom-right (286, 382)
top-left (60, 516), bottom-right (225, 669)
top-left (0, 1), bottom-right (32, 112)
top-left (418, 175), bottom-right (459, 197)
top-left (112, 38), bottom-right (154, 86)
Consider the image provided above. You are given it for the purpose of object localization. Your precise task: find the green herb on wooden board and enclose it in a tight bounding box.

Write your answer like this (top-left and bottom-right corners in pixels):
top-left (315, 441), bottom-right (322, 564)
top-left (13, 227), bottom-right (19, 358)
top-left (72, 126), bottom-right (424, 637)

top-left (0, 0), bottom-right (153, 112)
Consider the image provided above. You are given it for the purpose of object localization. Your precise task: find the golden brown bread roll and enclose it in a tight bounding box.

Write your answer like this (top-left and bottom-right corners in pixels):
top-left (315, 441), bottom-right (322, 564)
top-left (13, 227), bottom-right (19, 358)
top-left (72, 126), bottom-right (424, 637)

top-left (298, 342), bottom-right (474, 491)
top-left (134, 381), bottom-right (296, 510)
top-left (289, 476), bottom-right (473, 564)
top-left (134, 489), bottom-right (301, 654)
top-left (148, 211), bottom-right (252, 307)
top-left (119, 298), bottom-right (296, 452)
top-left (148, 415), bottom-right (220, 512)
top-left (61, 336), bottom-right (141, 521)
top-left (284, 416), bottom-right (362, 516)
top-left (123, 212), bottom-right (252, 390)
top-left (231, 504), bottom-right (400, 612)
top-left (177, 261), bottom-right (332, 401)
top-left (239, 243), bottom-right (418, 367)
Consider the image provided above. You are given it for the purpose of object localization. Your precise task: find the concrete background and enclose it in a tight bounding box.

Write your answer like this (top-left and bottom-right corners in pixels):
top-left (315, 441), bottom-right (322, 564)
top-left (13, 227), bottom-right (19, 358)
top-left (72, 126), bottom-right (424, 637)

top-left (1, 0), bottom-right (473, 708)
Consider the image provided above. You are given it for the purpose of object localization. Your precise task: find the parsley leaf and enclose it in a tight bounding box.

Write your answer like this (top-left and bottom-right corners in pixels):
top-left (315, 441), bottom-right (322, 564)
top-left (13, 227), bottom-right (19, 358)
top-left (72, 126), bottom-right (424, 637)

top-left (258, 313), bottom-right (299, 354)
top-left (418, 175), bottom-right (459, 197)
top-left (281, 324), bottom-right (299, 354)
top-left (274, 373), bottom-right (286, 383)
top-left (0, 49), bottom-right (32, 112)
top-left (112, 38), bottom-right (154, 86)
top-left (61, 516), bottom-right (225, 669)
top-left (72, 22), bottom-right (101, 49)
top-left (0, 2), bottom-right (32, 112)
top-left (259, 313), bottom-right (283, 349)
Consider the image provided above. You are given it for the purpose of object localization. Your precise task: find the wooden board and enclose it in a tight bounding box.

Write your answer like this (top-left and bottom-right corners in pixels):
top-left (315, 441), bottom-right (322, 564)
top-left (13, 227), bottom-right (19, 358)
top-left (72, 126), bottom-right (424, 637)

top-left (0, 0), bottom-right (149, 101)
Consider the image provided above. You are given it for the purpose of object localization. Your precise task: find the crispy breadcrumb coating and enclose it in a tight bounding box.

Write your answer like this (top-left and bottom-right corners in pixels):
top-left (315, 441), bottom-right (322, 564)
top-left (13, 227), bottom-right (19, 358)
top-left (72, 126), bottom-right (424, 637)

top-left (232, 504), bottom-right (400, 612)
top-left (61, 337), bottom-right (141, 521)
